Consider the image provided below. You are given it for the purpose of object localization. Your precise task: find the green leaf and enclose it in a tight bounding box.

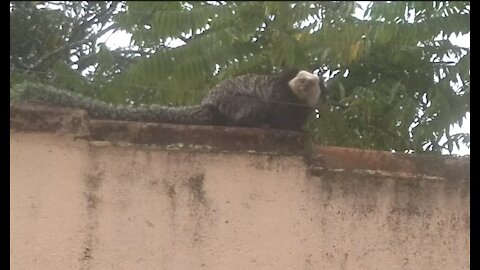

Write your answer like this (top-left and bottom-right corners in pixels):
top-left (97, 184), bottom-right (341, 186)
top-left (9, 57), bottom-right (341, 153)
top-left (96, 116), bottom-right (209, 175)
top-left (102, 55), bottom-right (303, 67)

top-left (10, 0), bottom-right (470, 155)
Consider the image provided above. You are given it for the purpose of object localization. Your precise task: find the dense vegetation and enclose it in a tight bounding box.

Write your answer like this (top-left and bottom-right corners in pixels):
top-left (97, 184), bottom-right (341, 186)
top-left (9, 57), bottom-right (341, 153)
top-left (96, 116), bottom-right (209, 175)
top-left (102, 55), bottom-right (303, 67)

top-left (10, 1), bottom-right (470, 154)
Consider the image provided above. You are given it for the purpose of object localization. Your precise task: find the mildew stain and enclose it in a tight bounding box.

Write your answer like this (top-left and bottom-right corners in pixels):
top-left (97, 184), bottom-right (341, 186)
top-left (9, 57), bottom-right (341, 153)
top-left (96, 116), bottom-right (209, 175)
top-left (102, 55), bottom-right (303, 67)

top-left (184, 173), bottom-right (212, 246)
top-left (187, 173), bottom-right (207, 206)
top-left (84, 169), bottom-right (104, 210)
top-left (80, 167), bottom-right (105, 268)
top-left (163, 179), bottom-right (177, 214)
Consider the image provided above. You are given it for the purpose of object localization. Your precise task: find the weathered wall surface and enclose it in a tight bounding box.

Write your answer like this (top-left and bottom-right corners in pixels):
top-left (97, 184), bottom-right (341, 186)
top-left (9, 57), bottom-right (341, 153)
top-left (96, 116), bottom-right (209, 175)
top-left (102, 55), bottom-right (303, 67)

top-left (10, 105), bottom-right (470, 270)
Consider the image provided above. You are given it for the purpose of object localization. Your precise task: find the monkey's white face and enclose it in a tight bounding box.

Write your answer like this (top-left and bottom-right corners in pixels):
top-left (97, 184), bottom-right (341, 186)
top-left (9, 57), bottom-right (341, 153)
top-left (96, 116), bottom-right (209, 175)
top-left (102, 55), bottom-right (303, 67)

top-left (288, 70), bottom-right (321, 107)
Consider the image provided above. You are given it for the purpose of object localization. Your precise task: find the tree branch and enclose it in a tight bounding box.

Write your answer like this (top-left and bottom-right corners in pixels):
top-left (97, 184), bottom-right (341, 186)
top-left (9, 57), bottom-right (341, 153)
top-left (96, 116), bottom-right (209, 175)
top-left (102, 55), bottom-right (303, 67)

top-left (31, 22), bottom-right (118, 71)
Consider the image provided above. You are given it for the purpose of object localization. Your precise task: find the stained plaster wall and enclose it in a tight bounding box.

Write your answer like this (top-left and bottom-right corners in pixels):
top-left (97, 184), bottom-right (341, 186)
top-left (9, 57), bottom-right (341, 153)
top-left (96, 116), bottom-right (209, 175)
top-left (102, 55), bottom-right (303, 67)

top-left (10, 131), bottom-right (470, 270)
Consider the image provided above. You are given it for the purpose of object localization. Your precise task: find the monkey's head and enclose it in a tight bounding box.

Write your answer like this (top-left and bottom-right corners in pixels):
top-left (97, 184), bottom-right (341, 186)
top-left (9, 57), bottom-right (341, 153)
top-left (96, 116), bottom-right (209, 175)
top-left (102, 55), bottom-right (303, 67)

top-left (288, 70), bottom-right (321, 107)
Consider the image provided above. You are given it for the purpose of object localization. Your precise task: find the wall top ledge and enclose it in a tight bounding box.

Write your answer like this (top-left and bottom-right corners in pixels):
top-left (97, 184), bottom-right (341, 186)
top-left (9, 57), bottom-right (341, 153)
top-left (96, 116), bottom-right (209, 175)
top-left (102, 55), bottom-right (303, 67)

top-left (10, 104), bottom-right (309, 156)
top-left (10, 104), bottom-right (469, 181)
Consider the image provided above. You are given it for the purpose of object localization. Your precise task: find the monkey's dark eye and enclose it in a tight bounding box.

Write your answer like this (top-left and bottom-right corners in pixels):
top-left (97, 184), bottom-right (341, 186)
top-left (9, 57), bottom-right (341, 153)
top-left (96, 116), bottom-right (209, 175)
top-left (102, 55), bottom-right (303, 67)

top-left (299, 78), bottom-right (306, 83)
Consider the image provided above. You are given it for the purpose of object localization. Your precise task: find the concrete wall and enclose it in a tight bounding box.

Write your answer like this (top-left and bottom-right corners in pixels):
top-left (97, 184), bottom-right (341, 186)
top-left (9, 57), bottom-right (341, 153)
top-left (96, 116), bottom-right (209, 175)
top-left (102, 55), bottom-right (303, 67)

top-left (10, 105), bottom-right (470, 270)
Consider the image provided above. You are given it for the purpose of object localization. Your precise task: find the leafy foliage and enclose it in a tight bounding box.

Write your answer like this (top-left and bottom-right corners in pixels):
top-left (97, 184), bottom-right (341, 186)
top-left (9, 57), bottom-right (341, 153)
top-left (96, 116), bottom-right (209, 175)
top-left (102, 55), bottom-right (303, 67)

top-left (10, 1), bottom-right (470, 154)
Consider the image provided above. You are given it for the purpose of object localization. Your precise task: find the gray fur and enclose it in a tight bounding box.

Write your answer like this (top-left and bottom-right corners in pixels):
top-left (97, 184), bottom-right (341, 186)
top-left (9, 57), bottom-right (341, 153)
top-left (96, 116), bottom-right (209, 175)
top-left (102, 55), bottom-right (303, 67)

top-left (11, 69), bottom-right (321, 130)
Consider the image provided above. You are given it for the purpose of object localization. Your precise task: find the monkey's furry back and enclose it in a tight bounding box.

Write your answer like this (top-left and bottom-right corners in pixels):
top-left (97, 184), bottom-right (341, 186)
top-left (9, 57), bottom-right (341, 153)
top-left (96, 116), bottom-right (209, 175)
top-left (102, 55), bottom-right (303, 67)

top-left (11, 68), bottom-right (317, 130)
